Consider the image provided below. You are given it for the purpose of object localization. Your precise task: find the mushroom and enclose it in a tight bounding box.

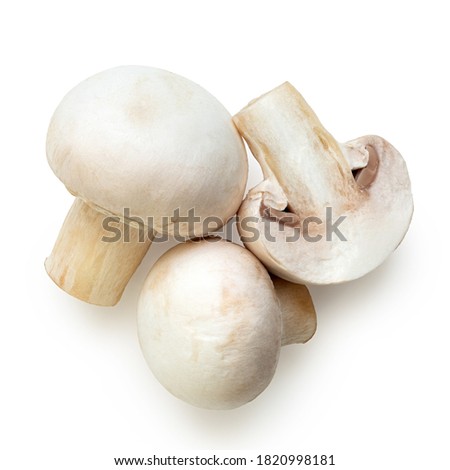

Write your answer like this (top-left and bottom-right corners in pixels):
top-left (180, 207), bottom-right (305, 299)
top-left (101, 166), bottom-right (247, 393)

top-left (137, 238), bottom-right (316, 410)
top-left (234, 83), bottom-right (414, 284)
top-left (45, 66), bottom-right (247, 306)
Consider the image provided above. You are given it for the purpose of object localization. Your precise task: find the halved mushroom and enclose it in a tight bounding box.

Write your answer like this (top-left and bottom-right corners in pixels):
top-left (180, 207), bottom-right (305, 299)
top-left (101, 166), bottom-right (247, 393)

top-left (137, 239), bottom-right (316, 410)
top-left (45, 66), bottom-right (247, 305)
top-left (235, 83), bottom-right (413, 284)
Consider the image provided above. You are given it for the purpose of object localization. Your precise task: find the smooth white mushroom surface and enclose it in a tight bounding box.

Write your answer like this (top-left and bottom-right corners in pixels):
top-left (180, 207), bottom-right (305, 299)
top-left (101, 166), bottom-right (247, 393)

top-left (235, 82), bottom-right (414, 284)
top-left (45, 66), bottom-right (248, 305)
top-left (138, 239), bottom-right (316, 410)
top-left (47, 66), bottom-right (247, 236)
top-left (138, 239), bottom-right (280, 409)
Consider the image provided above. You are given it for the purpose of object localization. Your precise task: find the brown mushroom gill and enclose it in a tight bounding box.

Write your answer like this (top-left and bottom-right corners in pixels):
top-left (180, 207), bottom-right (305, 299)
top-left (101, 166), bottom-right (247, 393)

top-left (352, 145), bottom-right (379, 189)
top-left (260, 204), bottom-right (301, 228)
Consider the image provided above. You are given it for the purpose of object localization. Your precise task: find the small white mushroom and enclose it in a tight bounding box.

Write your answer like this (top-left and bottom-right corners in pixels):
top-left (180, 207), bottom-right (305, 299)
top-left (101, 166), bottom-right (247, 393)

top-left (45, 66), bottom-right (247, 305)
top-left (234, 82), bottom-right (414, 284)
top-left (137, 239), bottom-right (316, 410)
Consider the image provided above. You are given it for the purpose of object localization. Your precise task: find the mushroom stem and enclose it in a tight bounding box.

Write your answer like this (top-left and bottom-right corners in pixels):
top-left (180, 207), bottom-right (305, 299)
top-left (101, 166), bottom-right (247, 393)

top-left (45, 198), bottom-right (152, 306)
top-left (233, 82), bottom-right (354, 217)
top-left (272, 276), bottom-right (317, 346)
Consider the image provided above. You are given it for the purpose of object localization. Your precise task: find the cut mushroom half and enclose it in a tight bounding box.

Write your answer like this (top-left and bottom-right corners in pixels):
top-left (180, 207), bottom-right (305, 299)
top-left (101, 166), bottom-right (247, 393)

top-left (235, 82), bottom-right (413, 284)
top-left (137, 239), bottom-right (316, 410)
top-left (45, 66), bottom-right (247, 306)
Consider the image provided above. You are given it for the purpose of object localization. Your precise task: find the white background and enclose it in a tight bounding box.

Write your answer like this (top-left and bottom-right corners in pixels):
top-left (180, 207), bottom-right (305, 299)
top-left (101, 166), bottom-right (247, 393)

top-left (1, 1), bottom-right (449, 469)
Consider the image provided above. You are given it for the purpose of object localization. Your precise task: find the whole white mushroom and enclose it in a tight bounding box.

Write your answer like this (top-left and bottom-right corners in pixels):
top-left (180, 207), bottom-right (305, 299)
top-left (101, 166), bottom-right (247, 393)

top-left (45, 66), bottom-right (247, 305)
top-left (137, 239), bottom-right (316, 410)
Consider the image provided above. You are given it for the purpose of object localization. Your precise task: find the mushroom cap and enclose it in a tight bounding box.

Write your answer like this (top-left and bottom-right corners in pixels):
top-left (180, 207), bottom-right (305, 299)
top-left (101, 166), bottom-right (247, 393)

top-left (238, 136), bottom-right (413, 284)
top-left (47, 66), bottom-right (247, 236)
top-left (137, 239), bottom-right (281, 410)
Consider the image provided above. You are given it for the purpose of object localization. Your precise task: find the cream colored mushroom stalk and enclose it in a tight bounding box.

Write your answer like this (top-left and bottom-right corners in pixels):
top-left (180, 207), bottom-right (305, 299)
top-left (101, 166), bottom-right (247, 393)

top-left (137, 239), bottom-right (316, 410)
top-left (235, 83), bottom-right (413, 284)
top-left (45, 66), bottom-right (247, 306)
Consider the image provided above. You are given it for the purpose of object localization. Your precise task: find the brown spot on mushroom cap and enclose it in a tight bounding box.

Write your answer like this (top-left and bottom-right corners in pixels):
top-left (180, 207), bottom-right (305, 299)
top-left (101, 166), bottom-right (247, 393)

top-left (220, 283), bottom-right (248, 316)
top-left (127, 99), bottom-right (154, 124)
